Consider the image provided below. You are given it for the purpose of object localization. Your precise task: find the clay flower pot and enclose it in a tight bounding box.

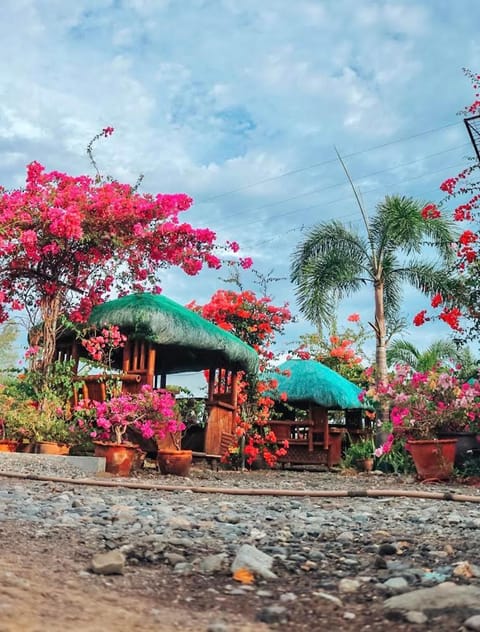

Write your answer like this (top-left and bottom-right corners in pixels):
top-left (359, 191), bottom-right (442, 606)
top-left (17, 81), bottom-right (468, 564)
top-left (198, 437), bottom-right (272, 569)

top-left (34, 441), bottom-right (71, 455)
top-left (93, 441), bottom-right (139, 476)
top-left (406, 438), bottom-right (457, 481)
top-left (0, 439), bottom-right (18, 452)
top-left (157, 449), bottom-right (192, 476)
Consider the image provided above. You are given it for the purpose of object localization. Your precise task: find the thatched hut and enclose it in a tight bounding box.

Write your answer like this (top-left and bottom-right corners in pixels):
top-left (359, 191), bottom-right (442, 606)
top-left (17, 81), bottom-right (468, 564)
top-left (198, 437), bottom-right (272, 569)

top-left (57, 292), bottom-right (258, 456)
top-left (265, 359), bottom-right (364, 467)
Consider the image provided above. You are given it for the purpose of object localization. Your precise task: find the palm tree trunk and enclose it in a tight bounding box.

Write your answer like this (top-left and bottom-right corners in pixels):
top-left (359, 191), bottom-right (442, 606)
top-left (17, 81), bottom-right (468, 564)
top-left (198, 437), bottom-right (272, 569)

top-left (374, 280), bottom-right (389, 424)
top-left (374, 280), bottom-right (388, 383)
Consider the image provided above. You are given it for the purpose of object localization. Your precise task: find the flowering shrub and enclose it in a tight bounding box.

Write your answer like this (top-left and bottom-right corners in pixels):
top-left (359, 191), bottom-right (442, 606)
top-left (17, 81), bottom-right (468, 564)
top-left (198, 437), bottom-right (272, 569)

top-left (74, 385), bottom-right (183, 445)
top-left (291, 313), bottom-right (370, 385)
top-left (361, 366), bottom-right (480, 440)
top-left (190, 287), bottom-right (292, 467)
top-left (0, 127), bottom-right (229, 379)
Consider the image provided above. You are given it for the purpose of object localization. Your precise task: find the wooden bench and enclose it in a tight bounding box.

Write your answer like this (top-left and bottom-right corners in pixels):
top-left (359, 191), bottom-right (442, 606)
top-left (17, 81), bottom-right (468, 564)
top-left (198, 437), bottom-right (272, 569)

top-left (269, 419), bottom-right (343, 468)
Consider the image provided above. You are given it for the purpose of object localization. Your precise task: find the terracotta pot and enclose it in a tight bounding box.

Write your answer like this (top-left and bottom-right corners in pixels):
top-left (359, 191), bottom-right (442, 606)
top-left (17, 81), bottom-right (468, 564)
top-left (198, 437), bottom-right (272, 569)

top-left (93, 441), bottom-right (139, 476)
top-left (438, 432), bottom-right (480, 467)
top-left (407, 438), bottom-right (457, 481)
top-left (157, 449), bottom-right (192, 477)
top-left (0, 439), bottom-right (18, 452)
top-left (359, 457), bottom-right (374, 473)
top-left (34, 441), bottom-right (71, 455)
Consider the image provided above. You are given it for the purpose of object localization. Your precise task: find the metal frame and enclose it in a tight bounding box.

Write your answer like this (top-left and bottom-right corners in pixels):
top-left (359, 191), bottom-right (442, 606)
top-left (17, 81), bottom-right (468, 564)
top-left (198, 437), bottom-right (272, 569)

top-left (464, 115), bottom-right (480, 162)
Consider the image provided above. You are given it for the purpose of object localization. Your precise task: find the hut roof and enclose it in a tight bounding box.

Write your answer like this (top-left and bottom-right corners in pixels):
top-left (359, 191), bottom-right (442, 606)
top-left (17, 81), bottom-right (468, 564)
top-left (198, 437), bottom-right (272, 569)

top-left (265, 359), bottom-right (363, 409)
top-left (87, 292), bottom-right (258, 374)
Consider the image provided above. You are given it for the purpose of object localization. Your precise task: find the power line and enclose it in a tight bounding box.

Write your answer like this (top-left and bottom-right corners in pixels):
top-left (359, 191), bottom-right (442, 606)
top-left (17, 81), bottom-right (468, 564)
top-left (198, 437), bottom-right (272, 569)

top-left (218, 158), bottom-right (467, 237)
top-left (195, 121), bottom-right (462, 204)
top-left (211, 143), bottom-right (469, 231)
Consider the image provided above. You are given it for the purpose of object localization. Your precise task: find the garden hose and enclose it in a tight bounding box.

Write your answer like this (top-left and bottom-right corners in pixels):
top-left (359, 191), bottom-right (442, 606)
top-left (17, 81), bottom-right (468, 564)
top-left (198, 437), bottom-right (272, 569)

top-left (0, 470), bottom-right (479, 503)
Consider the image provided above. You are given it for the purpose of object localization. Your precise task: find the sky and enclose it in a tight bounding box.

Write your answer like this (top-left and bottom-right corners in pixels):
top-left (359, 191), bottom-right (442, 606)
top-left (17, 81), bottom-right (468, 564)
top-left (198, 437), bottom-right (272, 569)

top-left (1, 0), bottom-right (480, 378)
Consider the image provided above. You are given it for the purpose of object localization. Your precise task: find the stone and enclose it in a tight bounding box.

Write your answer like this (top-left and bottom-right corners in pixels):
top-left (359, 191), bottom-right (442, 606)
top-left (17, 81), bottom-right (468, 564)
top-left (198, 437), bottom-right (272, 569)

top-left (231, 544), bottom-right (276, 580)
top-left (405, 611), bottom-right (428, 624)
top-left (384, 577), bottom-right (409, 593)
top-left (199, 553), bottom-right (229, 573)
top-left (90, 550), bottom-right (125, 575)
top-left (384, 582), bottom-right (480, 611)
top-left (338, 578), bottom-right (361, 593)
top-left (256, 605), bottom-right (287, 624)
top-left (378, 543), bottom-right (397, 556)
top-left (312, 591), bottom-right (343, 608)
top-left (465, 614), bottom-right (480, 631)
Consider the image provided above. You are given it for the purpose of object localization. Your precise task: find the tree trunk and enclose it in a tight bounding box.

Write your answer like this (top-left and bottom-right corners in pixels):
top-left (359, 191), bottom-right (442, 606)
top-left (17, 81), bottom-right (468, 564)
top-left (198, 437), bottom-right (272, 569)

top-left (374, 280), bottom-right (387, 384)
top-left (39, 293), bottom-right (62, 378)
top-left (374, 280), bottom-right (390, 425)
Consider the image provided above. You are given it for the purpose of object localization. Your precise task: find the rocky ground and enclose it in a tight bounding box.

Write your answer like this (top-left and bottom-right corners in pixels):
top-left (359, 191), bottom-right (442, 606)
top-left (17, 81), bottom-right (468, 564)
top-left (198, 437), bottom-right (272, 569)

top-left (1, 454), bottom-right (480, 631)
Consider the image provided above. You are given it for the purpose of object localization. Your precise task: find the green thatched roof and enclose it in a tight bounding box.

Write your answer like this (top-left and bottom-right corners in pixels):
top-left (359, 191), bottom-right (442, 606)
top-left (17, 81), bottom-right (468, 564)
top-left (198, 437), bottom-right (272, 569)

top-left (265, 359), bottom-right (363, 409)
top-left (88, 292), bottom-right (258, 374)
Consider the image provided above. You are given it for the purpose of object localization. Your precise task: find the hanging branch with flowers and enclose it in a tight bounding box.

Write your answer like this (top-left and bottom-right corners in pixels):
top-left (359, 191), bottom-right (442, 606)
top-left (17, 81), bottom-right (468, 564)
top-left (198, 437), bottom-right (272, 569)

top-left (413, 69), bottom-right (480, 337)
top-left (188, 287), bottom-right (292, 467)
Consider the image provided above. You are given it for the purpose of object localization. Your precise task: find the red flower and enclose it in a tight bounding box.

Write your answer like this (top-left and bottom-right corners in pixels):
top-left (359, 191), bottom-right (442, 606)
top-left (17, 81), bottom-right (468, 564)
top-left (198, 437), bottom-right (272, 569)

top-left (439, 307), bottom-right (462, 331)
top-left (431, 293), bottom-right (443, 308)
top-left (421, 203), bottom-right (441, 219)
top-left (413, 310), bottom-right (428, 327)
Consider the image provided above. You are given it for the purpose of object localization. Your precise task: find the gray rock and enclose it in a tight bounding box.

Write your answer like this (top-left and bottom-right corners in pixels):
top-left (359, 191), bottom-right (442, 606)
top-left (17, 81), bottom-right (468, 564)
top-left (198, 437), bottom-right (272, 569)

top-left (312, 591), bottom-right (343, 607)
top-left (384, 582), bottom-right (480, 611)
top-left (465, 614), bottom-right (480, 631)
top-left (90, 550), bottom-right (125, 575)
top-left (256, 605), bottom-right (287, 624)
top-left (338, 578), bottom-right (361, 593)
top-left (384, 577), bottom-right (409, 593)
top-left (207, 623), bottom-right (230, 632)
top-left (405, 611), bottom-right (428, 624)
top-left (231, 544), bottom-right (276, 580)
top-left (199, 553), bottom-right (228, 573)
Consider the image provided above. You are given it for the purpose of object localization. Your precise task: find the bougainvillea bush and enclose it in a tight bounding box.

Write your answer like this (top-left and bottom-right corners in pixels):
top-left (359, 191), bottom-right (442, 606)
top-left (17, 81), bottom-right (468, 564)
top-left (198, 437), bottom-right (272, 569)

top-left (361, 365), bottom-right (480, 441)
top-left (414, 69), bottom-right (480, 336)
top-left (292, 313), bottom-right (370, 385)
top-left (189, 287), bottom-right (292, 467)
top-left (0, 128), bottom-right (229, 383)
top-left (73, 385), bottom-right (182, 445)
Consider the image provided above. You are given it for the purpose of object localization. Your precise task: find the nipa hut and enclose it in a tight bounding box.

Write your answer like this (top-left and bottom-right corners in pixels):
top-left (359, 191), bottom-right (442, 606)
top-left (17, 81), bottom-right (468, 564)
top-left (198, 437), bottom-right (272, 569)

top-left (264, 359), bottom-right (364, 467)
top-left (56, 292), bottom-right (258, 457)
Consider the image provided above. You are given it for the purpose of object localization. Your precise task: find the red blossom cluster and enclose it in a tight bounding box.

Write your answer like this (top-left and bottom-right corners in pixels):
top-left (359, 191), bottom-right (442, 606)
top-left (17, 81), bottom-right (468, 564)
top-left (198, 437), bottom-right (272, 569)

top-left (192, 288), bottom-right (292, 467)
top-left (420, 203), bottom-right (441, 219)
top-left (413, 70), bottom-right (480, 333)
top-left (189, 289), bottom-right (291, 361)
top-left (81, 325), bottom-right (127, 363)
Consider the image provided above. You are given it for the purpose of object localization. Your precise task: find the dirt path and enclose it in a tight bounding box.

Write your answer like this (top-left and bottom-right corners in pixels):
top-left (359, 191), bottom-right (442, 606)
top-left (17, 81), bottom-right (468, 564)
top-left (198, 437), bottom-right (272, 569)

top-left (0, 522), bottom-right (266, 632)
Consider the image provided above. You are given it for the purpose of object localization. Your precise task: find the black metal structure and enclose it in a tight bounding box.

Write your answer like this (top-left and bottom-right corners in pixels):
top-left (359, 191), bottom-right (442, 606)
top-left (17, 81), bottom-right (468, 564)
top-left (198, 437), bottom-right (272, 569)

top-left (464, 115), bottom-right (480, 162)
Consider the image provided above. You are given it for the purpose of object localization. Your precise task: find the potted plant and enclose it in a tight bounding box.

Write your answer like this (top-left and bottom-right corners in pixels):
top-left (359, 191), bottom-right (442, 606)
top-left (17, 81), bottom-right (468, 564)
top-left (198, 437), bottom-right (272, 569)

top-left (362, 366), bottom-right (480, 479)
top-left (342, 435), bottom-right (376, 472)
top-left (0, 419), bottom-right (18, 452)
top-left (73, 385), bottom-right (185, 475)
top-left (0, 382), bottom-right (39, 451)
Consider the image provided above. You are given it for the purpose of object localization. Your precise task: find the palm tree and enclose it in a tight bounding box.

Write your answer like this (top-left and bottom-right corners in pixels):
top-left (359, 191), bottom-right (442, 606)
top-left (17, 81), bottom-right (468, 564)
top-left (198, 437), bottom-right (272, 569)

top-left (291, 194), bottom-right (459, 383)
top-left (387, 339), bottom-right (478, 379)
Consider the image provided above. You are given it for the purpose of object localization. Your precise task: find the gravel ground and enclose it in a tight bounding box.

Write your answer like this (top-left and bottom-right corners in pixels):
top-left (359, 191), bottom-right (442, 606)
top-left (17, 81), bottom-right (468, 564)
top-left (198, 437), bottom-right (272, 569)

top-left (1, 453), bottom-right (480, 631)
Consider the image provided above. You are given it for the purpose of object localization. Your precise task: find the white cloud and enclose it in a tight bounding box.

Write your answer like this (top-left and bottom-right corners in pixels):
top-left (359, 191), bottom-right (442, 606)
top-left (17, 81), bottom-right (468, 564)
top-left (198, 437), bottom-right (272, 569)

top-left (0, 0), bottom-right (478, 356)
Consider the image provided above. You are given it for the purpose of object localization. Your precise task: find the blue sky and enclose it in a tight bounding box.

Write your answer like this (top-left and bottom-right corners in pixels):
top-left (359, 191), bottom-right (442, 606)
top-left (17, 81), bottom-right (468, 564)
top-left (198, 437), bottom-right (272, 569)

top-left (1, 0), bottom-right (480, 371)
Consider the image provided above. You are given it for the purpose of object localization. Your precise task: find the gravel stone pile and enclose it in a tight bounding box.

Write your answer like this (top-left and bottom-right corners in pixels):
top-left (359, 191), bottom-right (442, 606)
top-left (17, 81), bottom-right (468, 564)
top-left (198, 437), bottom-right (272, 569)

top-left (2, 455), bottom-right (480, 630)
